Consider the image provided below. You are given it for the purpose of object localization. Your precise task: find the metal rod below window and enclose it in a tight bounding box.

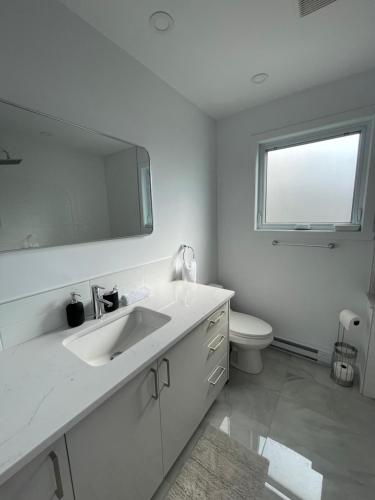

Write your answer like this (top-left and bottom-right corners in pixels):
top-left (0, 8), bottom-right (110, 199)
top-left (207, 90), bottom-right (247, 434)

top-left (272, 240), bottom-right (336, 249)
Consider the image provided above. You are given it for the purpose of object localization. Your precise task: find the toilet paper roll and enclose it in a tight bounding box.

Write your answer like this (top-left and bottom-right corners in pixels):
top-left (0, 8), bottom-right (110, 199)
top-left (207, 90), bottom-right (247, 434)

top-left (339, 309), bottom-right (361, 331)
top-left (333, 361), bottom-right (354, 383)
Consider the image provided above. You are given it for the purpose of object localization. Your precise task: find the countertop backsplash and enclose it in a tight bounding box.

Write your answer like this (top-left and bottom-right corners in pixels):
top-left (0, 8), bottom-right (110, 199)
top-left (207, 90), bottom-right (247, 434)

top-left (0, 256), bottom-right (174, 351)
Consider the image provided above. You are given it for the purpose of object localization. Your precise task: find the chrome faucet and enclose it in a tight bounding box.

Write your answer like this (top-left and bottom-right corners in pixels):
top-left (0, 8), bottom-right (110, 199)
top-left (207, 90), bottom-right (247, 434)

top-left (91, 285), bottom-right (113, 319)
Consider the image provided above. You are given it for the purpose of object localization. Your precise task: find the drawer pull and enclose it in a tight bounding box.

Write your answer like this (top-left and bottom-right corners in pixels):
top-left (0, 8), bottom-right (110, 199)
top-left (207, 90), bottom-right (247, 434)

top-left (208, 335), bottom-right (226, 352)
top-left (208, 365), bottom-right (226, 385)
top-left (150, 368), bottom-right (159, 400)
top-left (49, 451), bottom-right (64, 499)
top-left (208, 310), bottom-right (225, 330)
top-left (161, 358), bottom-right (171, 389)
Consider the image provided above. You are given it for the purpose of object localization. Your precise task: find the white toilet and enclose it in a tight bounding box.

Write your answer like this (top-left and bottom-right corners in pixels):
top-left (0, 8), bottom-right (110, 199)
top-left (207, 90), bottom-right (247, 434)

top-left (209, 283), bottom-right (273, 374)
top-left (230, 310), bottom-right (273, 374)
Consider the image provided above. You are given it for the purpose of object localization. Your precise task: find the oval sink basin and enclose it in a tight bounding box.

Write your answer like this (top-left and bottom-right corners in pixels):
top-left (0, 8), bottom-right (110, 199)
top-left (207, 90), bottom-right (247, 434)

top-left (63, 307), bottom-right (171, 367)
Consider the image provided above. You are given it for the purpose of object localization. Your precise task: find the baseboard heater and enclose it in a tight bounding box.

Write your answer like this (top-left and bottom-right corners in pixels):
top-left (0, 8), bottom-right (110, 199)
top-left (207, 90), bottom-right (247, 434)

top-left (272, 337), bottom-right (319, 362)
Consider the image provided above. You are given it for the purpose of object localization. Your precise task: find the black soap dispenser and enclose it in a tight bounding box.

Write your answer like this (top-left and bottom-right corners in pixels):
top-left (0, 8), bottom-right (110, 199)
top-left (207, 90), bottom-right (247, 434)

top-left (66, 292), bottom-right (85, 328)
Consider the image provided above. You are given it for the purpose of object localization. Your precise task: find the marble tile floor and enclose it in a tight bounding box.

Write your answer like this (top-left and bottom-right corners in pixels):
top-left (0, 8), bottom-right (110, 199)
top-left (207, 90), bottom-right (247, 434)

top-left (153, 348), bottom-right (375, 500)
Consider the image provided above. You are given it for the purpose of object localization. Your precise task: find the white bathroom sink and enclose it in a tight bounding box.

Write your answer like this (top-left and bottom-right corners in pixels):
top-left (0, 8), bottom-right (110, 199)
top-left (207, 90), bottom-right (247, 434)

top-left (63, 307), bottom-right (171, 367)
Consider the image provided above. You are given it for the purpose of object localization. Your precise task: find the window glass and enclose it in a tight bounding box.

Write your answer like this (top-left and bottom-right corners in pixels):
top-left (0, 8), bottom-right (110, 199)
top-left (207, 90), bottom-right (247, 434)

top-left (264, 133), bottom-right (360, 224)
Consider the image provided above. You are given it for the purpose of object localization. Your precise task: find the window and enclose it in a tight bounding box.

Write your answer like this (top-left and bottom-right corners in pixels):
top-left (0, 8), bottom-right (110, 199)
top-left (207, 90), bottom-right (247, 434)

top-left (256, 122), bottom-right (371, 231)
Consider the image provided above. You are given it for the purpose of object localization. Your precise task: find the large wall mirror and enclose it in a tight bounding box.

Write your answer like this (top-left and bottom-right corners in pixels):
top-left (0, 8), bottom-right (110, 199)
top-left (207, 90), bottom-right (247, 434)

top-left (0, 100), bottom-right (153, 252)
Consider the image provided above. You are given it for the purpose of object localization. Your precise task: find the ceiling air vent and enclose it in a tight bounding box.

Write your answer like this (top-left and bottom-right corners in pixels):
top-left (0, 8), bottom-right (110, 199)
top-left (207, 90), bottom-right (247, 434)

top-left (298, 0), bottom-right (337, 17)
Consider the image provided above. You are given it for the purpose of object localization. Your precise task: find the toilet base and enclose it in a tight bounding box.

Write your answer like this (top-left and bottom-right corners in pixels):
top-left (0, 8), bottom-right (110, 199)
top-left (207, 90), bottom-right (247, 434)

top-left (230, 347), bottom-right (263, 374)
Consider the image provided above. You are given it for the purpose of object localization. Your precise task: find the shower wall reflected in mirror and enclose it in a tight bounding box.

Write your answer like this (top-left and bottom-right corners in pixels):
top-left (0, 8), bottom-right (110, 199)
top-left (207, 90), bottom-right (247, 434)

top-left (0, 100), bottom-right (153, 252)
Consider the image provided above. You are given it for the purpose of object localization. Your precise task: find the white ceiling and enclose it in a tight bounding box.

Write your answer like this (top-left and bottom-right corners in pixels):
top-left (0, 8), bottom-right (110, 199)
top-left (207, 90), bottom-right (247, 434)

top-left (59, 0), bottom-right (375, 118)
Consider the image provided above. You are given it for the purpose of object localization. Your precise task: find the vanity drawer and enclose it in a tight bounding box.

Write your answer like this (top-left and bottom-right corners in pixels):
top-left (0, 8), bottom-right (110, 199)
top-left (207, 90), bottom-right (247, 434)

top-left (204, 327), bottom-right (228, 374)
top-left (203, 354), bottom-right (228, 408)
top-left (201, 303), bottom-right (229, 344)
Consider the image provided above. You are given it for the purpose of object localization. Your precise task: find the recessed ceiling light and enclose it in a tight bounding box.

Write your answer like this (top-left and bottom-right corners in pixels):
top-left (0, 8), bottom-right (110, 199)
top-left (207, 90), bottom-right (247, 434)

top-left (251, 73), bottom-right (269, 84)
top-left (149, 11), bottom-right (174, 32)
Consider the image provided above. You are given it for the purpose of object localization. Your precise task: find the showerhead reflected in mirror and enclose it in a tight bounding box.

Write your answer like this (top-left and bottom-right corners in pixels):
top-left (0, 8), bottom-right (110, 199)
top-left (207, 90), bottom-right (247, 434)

top-left (0, 147), bottom-right (23, 165)
top-left (0, 100), bottom-right (153, 252)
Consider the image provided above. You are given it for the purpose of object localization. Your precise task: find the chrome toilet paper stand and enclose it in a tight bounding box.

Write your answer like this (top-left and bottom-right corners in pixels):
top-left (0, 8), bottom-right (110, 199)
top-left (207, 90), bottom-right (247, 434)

top-left (330, 322), bottom-right (357, 387)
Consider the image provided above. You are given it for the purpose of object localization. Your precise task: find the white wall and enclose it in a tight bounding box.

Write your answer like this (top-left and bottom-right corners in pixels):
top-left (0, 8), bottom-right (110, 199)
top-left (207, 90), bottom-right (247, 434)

top-left (217, 70), bottom-right (375, 355)
top-left (0, 0), bottom-right (217, 303)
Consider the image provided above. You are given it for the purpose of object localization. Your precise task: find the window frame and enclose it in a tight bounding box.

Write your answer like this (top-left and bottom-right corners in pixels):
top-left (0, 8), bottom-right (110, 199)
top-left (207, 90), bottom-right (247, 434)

top-left (256, 120), bottom-right (372, 232)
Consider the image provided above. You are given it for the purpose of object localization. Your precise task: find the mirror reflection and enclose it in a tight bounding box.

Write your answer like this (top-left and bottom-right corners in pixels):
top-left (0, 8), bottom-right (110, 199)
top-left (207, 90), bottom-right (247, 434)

top-left (0, 100), bottom-right (153, 252)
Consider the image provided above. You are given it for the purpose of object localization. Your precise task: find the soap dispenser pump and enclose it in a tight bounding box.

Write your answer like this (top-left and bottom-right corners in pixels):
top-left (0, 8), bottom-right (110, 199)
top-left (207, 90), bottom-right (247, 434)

top-left (66, 292), bottom-right (85, 328)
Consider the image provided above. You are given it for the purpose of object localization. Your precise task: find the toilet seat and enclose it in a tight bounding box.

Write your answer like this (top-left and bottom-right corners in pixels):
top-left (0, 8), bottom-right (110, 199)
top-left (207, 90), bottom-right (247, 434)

top-left (230, 311), bottom-right (273, 340)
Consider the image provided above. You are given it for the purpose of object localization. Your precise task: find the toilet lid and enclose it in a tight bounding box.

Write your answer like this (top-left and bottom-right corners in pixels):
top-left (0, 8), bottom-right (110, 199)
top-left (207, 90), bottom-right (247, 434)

top-left (230, 311), bottom-right (272, 339)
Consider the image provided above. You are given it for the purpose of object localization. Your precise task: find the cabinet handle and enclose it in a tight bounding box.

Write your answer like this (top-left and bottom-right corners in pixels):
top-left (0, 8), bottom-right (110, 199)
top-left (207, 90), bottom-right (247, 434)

top-left (49, 451), bottom-right (64, 499)
top-left (150, 368), bottom-right (159, 400)
top-left (208, 310), bottom-right (225, 329)
top-left (208, 365), bottom-right (226, 385)
top-left (161, 358), bottom-right (171, 388)
top-left (208, 334), bottom-right (226, 352)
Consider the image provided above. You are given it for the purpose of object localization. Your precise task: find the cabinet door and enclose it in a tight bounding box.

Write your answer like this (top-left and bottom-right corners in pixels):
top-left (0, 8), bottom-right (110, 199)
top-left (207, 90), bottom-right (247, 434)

top-left (159, 305), bottom-right (229, 474)
top-left (66, 362), bottom-right (163, 500)
top-left (0, 437), bottom-right (74, 500)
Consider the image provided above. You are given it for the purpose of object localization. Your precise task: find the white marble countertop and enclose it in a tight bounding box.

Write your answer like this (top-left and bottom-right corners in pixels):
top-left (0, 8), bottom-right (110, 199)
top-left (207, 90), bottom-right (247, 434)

top-left (0, 281), bottom-right (234, 486)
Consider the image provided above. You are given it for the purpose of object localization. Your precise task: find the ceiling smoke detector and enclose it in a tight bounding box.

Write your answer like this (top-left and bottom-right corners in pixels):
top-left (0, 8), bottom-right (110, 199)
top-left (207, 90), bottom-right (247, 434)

top-left (298, 0), bottom-right (337, 17)
top-left (149, 11), bottom-right (174, 32)
top-left (251, 73), bottom-right (269, 84)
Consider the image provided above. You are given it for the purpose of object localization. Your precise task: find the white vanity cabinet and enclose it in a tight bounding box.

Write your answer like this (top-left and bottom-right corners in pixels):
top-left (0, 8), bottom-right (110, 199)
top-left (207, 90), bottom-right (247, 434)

top-left (158, 303), bottom-right (229, 472)
top-left (63, 302), bottom-right (229, 500)
top-left (0, 437), bottom-right (74, 500)
top-left (65, 361), bottom-right (163, 500)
